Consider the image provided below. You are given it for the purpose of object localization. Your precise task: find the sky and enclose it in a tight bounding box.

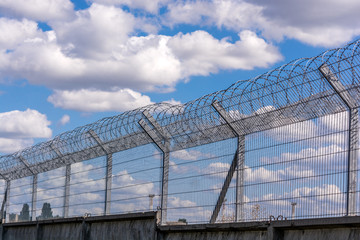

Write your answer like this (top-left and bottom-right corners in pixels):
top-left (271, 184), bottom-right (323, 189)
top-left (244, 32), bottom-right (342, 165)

top-left (0, 0), bottom-right (360, 155)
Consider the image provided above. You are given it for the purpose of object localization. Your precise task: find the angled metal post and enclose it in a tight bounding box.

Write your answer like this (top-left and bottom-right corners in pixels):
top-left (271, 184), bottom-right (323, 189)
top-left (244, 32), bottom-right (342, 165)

top-left (88, 130), bottom-right (112, 215)
top-left (319, 63), bottom-right (358, 216)
top-left (31, 174), bottom-right (37, 221)
top-left (212, 100), bottom-right (245, 223)
top-left (139, 110), bottom-right (170, 225)
top-left (18, 156), bottom-right (36, 175)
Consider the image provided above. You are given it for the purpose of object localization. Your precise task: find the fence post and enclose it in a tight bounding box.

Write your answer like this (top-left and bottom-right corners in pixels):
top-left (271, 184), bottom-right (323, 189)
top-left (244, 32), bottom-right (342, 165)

top-left (319, 63), bottom-right (359, 215)
top-left (212, 100), bottom-right (245, 222)
top-left (5, 181), bottom-right (10, 223)
top-left (64, 164), bottom-right (71, 218)
top-left (105, 154), bottom-right (112, 215)
top-left (88, 130), bottom-right (112, 215)
top-left (31, 174), bottom-right (37, 221)
top-left (139, 110), bottom-right (170, 225)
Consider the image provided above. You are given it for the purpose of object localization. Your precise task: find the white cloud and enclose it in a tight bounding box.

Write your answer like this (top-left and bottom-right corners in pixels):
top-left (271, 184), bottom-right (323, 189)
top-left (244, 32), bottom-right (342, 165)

top-left (168, 30), bottom-right (282, 77)
top-left (266, 111), bottom-right (348, 147)
top-left (0, 18), bottom-right (42, 50)
top-left (162, 98), bottom-right (181, 106)
top-left (59, 114), bottom-right (70, 126)
top-left (169, 160), bottom-right (192, 174)
top-left (245, 166), bottom-right (281, 183)
top-left (0, 15), bottom-right (281, 93)
top-left (0, 138), bottom-right (33, 154)
top-left (202, 162), bottom-right (230, 178)
top-left (92, 0), bottom-right (170, 13)
top-left (0, 0), bottom-right (75, 22)
top-left (255, 0), bottom-right (360, 47)
top-left (171, 149), bottom-right (214, 161)
top-left (0, 109), bottom-right (52, 139)
top-left (51, 4), bottom-right (137, 59)
top-left (48, 88), bottom-right (154, 112)
top-left (165, 0), bottom-right (360, 47)
top-left (165, 0), bottom-right (262, 29)
top-left (168, 196), bottom-right (196, 208)
top-left (261, 144), bottom-right (346, 172)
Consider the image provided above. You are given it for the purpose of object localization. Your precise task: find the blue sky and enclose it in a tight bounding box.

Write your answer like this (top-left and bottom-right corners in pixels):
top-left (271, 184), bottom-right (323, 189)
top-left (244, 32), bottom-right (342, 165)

top-left (0, 0), bottom-right (360, 154)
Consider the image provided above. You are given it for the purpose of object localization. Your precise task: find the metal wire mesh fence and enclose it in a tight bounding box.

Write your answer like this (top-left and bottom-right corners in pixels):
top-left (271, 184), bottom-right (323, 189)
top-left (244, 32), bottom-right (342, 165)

top-left (1, 39), bottom-right (360, 225)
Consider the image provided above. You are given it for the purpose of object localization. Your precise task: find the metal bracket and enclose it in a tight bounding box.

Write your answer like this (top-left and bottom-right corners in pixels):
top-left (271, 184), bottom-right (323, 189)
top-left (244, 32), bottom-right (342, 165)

top-left (18, 156), bottom-right (36, 175)
top-left (319, 64), bottom-right (356, 109)
top-left (212, 100), bottom-right (242, 135)
top-left (50, 143), bottom-right (73, 165)
top-left (88, 130), bottom-right (111, 155)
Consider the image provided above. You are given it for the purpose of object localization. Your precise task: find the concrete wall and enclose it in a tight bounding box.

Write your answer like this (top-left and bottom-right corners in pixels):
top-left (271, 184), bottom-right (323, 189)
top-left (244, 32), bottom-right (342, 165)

top-left (0, 212), bottom-right (157, 240)
top-left (159, 216), bottom-right (360, 240)
top-left (2, 212), bottom-right (360, 240)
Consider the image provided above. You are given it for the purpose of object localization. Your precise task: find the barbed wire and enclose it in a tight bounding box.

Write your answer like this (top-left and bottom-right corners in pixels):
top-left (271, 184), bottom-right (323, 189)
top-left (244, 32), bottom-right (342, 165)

top-left (0, 40), bottom-right (359, 181)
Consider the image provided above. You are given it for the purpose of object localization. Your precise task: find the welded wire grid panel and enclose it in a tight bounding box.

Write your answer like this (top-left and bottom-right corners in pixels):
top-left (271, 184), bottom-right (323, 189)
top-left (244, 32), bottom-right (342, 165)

top-left (110, 144), bottom-right (162, 215)
top-left (68, 156), bottom-right (106, 217)
top-left (244, 112), bottom-right (349, 220)
top-left (166, 138), bottom-right (238, 224)
top-left (36, 167), bottom-right (65, 219)
top-left (356, 109), bottom-right (360, 216)
top-left (7, 176), bottom-right (33, 222)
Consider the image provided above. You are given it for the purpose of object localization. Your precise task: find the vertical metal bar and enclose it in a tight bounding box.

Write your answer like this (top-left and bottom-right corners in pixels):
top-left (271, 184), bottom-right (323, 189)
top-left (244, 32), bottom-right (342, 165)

top-left (64, 164), bottom-right (71, 218)
top-left (104, 154), bottom-right (112, 215)
top-left (5, 181), bottom-right (10, 223)
top-left (31, 174), bottom-right (37, 221)
top-left (347, 108), bottom-right (358, 215)
top-left (161, 150), bottom-right (169, 225)
top-left (236, 136), bottom-right (245, 222)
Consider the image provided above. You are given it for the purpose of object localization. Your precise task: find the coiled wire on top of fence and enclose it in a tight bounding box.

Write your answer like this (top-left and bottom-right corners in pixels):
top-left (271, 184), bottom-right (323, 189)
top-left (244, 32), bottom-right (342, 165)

top-left (0, 39), bottom-right (360, 181)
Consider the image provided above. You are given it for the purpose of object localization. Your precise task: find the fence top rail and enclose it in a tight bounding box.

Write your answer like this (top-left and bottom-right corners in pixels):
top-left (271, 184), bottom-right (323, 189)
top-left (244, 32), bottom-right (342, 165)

top-left (1, 39), bottom-right (360, 180)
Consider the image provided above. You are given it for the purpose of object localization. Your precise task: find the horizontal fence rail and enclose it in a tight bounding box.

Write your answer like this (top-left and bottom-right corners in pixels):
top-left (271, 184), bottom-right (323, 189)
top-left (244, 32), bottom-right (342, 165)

top-left (1, 40), bottom-right (360, 225)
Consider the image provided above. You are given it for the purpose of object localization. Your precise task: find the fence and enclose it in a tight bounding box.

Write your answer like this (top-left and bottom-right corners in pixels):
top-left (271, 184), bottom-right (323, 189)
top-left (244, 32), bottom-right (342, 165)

top-left (0, 39), bottom-right (360, 225)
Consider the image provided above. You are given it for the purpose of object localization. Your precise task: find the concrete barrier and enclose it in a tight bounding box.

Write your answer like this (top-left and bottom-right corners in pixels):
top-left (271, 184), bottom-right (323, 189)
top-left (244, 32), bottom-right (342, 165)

top-left (1, 212), bottom-right (360, 240)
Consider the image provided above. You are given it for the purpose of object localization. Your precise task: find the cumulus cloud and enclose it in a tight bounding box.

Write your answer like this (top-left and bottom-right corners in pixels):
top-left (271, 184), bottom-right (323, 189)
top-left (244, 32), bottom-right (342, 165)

top-left (51, 4), bottom-right (138, 59)
top-left (254, 0), bottom-right (360, 46)
top-left (168, 30), bottom-right (282, 77)
top-left (261, 144), bottom-right (346, 173)
top-left (0, 109), bottom-right (51, 153)
top-left (0, 18), bottom-right (42, 50)
top-left (171, 149), bottom-right (215, 161)
top-left (266, 111), bottom-right (348, 146)
top-left (92, 0), bottom-right (171, 13)
top-left (0, 109), bottom-right (52, 139)
top-left (202, 162), bottom-right (230, 178)
top-left (0, 13), bottom-right (281, 93)
top-left (165, 0), bottom-right (262, 29)
top-left (48, 88), bottom-right (154, 112)
top-left (165, 0), bottom-right (360, 47)
top-left (0, 0), bottom-right (75, 22)
top-left (59, 114), bottom-right (70, 126)
top-left (0, 138), bottom-right (34, 154)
